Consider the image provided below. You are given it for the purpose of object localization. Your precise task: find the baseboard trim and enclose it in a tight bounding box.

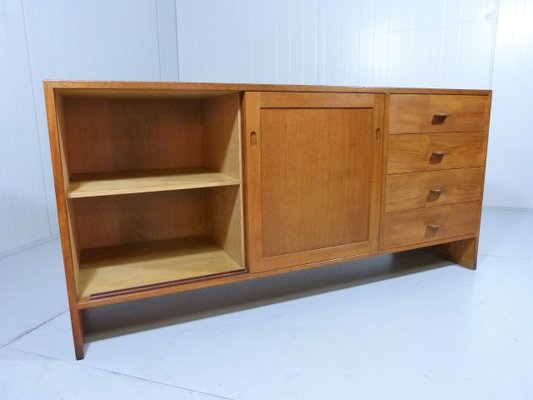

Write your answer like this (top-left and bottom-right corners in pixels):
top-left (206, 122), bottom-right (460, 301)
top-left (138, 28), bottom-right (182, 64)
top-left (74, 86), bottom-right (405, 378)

top-left (0, 235), bottom-right (59, 259)
top-left (483, 205), bottom-right (533, 212)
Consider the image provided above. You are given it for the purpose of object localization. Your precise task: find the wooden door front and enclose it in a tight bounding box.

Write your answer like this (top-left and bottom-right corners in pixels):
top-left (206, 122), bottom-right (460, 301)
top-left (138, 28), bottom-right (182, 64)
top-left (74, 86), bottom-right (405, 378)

top-left (243, 92), bottom-right (384, 272)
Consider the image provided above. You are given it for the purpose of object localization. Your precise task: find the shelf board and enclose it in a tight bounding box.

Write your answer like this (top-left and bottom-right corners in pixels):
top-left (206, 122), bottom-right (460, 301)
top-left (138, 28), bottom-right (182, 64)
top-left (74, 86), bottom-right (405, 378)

top-left (78, 236), bottom-right (244, 301)
top-left (68, 167), bottom-right (240, 198)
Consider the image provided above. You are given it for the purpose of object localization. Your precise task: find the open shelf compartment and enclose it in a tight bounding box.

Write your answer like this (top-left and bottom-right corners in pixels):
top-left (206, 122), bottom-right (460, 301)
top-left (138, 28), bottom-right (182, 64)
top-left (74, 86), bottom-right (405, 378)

top-left (71, 185), bottom-right (245, 302)
top-left (56, 91), bottom-right (242, 198)
top-left (52, 89), bottom-right (245, 303)
top-left (78, 235), bottom-right (242, 300)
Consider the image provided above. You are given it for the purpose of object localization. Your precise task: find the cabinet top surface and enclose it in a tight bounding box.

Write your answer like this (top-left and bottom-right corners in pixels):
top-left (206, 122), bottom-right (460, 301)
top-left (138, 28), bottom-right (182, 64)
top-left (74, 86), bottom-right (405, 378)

top-left (44, 80), bottom-right (491, 96)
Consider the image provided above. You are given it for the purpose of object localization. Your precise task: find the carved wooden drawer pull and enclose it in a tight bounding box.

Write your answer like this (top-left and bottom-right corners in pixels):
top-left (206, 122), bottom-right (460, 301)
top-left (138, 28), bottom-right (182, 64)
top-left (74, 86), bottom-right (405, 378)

top-left (429, 187), bottom-right (445, 196)
top-left (430, 150), bottom-right (449, 164)
top-left (432, 112), bottom-right (452, 124)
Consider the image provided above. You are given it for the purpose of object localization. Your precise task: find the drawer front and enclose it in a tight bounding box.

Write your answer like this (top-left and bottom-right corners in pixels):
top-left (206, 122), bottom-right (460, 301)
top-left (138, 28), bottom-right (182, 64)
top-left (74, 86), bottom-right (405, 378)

top-left (387, 132), bottom-right (485, 174)
top-left (385, 168), bottom-right (483, 212)
top-left (389, 94), bottom-right (489, 134)
top-left (383, 202), bottom-right (479, 249)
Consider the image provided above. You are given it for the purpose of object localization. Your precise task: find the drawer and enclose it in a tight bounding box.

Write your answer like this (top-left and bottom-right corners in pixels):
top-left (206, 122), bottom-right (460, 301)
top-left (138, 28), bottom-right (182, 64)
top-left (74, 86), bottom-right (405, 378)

top-left (383, 202), bottom-right (479, 249)
top-left (389, 94), bottom-right (489, 134)
top-left (387, 132), bottom-right (485, 174)
top-left (385, 168), bottom-right (483, 213)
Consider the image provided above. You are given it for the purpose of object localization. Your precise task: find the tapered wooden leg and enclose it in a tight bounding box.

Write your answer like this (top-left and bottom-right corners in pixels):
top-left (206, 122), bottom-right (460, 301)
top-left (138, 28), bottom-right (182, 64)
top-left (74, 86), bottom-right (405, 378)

top-left (426, 237), bottom-right (478, 270)
top-left (70, 308), bottom-right (85, 360)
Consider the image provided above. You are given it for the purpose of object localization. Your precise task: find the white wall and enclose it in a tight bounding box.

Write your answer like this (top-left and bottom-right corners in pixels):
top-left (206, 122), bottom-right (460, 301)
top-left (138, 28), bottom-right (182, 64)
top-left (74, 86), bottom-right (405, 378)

top-left (0, 0), bottom-right (178, 255)
top-left (1, 0), bottom-right (50, 254)
top-left (484, 0), bottom-right (533, 209)
top-left (0, 0), bottom-right (531, 255)
top-left (177, 0), bottom-right (497, 87)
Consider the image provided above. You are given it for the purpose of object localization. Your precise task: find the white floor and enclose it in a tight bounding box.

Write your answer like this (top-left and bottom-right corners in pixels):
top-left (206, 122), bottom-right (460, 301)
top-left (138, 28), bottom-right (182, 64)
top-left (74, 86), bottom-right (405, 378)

top-left (1, 207), bottom-right (532, 400)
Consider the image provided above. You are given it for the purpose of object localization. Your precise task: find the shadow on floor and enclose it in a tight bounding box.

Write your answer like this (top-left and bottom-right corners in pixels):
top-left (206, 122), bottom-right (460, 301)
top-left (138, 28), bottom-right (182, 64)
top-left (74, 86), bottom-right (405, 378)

top-left (84, 250), bottom-right (455, 344)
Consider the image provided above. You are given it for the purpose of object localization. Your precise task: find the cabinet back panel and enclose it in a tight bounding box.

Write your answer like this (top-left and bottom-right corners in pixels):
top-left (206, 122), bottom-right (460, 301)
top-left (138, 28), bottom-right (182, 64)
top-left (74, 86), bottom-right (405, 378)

top-left (72, 191), bottom-right (207, 250)
top-left (62, 97), bottom-right (204, 175)
top-left (260, 108), bottom-right (373, 257)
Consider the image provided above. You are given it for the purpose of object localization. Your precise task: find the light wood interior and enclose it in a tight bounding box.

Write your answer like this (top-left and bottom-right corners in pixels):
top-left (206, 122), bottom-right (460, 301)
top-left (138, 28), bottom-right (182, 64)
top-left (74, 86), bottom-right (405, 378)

top-left (68, 167), bottom-right (240, 198)
top-left (55, 95), bottom-right (81, 288)
top-left (59, 92), bottom-right (242, 181)
top-left (54, 91), bottom-right (244, 299)
top-left (72, 186), bottom-right (244, 299)
top-left (78, 235), bottom-right (242, 300)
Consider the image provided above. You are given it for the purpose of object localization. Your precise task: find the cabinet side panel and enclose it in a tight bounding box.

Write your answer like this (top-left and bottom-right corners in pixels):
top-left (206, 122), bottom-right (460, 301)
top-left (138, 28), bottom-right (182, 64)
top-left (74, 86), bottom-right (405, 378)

top-left (45, 84), bottom-right (84, 357)
top-left (202, 93), bottom-right (242, 179)
top-left (242, 92), bottom-right (262, 270)
top-left (202, 93), bottom-right (245, 265)
top-left (426, 237), bottom-right (478, 269)
top-left (55, 95), bottom-right (80, 288)
top-left (206, 186), bottom-right (244, 266)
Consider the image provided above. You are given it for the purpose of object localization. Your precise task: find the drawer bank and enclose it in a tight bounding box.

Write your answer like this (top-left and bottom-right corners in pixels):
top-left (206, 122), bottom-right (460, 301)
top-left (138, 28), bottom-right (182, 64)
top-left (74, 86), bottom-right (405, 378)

top-left (44, 81), bottom-right (491, 359)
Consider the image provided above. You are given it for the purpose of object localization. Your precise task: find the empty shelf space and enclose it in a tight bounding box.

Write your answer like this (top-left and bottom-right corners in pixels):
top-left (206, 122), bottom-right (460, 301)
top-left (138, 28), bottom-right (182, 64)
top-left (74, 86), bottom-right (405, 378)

top-left (78, 235), bottom-right (244, 301)
top-left (68, 167), bottom-right (240, 198)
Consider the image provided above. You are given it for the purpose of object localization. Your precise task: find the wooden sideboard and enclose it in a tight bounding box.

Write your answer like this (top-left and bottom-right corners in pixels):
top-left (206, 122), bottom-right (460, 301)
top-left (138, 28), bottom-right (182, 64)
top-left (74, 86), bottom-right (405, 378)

top-left (44, 81), bottom-right (491, 359)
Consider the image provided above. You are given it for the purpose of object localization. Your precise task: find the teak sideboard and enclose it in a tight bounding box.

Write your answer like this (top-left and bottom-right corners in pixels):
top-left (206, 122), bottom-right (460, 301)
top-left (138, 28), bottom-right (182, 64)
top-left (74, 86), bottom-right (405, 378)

top-left (44, 81), bottom-right (491, 359)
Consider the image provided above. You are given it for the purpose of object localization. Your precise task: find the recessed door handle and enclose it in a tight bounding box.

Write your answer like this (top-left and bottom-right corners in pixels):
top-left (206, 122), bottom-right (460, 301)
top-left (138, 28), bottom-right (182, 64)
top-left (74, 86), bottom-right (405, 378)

top-left (429, 187), bottom-right (445, 196)
top-left (426, 222), bottom-right (441, 230)
top-left (250, 131), bottom-right (257, 146)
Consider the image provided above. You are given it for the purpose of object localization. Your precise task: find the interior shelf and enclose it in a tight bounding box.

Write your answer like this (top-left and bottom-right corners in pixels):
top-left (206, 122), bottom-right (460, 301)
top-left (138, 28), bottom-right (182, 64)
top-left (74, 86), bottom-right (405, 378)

top-left (68, 167), bottom-right (240, 198)
top-left (78, 235), bottom-right (244, 300)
